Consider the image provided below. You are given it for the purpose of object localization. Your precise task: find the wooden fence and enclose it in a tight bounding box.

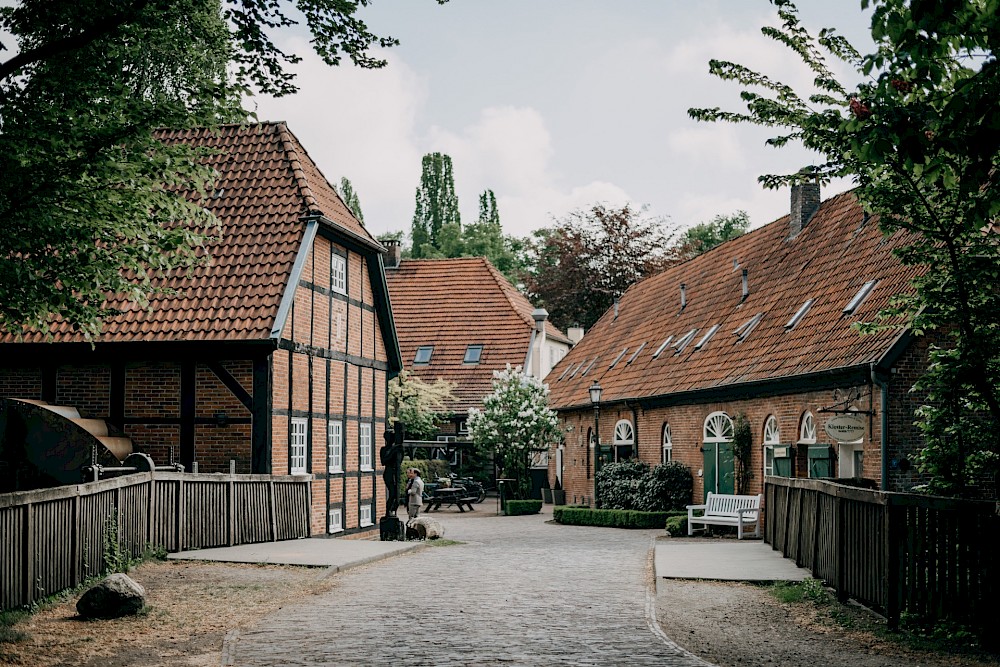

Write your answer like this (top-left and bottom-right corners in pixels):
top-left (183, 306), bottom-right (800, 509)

top-left (0, 472), bottom-right (311, 611)
top-left (765, 476), bottom-right (999, 630)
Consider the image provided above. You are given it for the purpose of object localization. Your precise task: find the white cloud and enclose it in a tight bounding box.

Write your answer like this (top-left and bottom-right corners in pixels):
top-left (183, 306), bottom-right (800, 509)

top-left (667, 125), bottom-right (747, 171)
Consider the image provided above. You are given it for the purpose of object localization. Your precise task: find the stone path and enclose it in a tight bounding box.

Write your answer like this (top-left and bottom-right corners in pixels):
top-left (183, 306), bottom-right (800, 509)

top-left (230, 507), bottom-right (711, 666)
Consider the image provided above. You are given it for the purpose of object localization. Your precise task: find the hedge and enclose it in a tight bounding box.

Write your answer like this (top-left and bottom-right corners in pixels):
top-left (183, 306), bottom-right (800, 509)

top-left (504, 500), bottom-right (542, 516)
top-left (595, 460), bottom-right (693, 512)
top-left (665, 515), bottom-right (688, 537)
top-left (399, 458), bottom-right (451, 498)
top-left (553, 507), bottom-right (673, 529)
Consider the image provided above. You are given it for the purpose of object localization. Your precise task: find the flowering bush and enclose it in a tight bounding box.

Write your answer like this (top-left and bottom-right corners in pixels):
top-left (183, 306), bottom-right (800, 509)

top-left (467, 364), bottom-right (560, 499)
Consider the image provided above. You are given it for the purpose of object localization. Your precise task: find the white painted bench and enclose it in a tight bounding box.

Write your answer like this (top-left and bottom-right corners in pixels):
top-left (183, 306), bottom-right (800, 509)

top-left (686, 492), bottom-right (763, 539)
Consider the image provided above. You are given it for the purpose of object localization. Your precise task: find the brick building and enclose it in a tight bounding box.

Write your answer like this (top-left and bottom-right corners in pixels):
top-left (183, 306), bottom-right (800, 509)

top-left (385, 254), bottom-right (574, 441)
top-left (546, 185), bottom-right (933, 506)
top-left (0, 123), bottom-right (401, 537)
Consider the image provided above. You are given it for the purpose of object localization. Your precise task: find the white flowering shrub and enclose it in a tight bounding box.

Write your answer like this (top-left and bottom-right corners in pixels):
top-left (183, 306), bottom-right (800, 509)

top-left (468, 364), bottom-right (560, 499)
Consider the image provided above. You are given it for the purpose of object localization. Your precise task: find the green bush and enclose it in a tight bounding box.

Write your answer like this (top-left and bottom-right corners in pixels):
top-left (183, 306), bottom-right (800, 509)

top-left (664, 515), bottom-right (688, 537)
top-left (399, 458), bottom-right (451, 497)
top-left (504, 500), bottom-right (542, 516)
top-left (595, 460), bottom-right (693, 511)
top-left (553, 506), bottom-right (672, 528)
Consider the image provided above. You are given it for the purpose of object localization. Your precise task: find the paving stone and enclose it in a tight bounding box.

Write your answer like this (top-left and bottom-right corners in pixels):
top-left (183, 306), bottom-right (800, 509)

top-left (232, 508), bottom-right (710, 666)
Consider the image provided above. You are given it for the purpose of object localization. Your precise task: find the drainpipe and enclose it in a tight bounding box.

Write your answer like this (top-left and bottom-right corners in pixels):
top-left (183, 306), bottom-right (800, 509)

top-left (871, 365), bottom-right (890, 491)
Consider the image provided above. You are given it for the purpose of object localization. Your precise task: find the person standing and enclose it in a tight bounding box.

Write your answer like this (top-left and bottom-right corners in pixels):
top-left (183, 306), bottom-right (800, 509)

top-left (406, 468), bottom-right (424, 521)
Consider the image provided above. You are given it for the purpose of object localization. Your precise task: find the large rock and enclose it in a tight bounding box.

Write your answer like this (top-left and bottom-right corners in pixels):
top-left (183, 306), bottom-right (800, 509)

top-left (409, 516), bottom-right (445, 540)
top-left (76, 573), bottom-right (146, 619)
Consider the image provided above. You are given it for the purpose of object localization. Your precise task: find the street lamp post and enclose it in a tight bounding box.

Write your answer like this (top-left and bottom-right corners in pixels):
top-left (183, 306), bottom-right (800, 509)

top-left (589, 380), bottom-right (602, 509)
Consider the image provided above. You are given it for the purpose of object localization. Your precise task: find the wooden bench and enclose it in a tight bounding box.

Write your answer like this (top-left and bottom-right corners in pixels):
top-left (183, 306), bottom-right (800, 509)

top-left (423, 487), bottom-right (477, 513)
top-left (686, 492), bottom-right (762, 539)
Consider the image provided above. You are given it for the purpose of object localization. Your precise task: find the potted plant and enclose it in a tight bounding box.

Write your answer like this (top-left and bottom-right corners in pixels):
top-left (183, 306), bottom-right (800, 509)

top-left (542, 481), bottom-right (553, 504)
top-left (552, 477), bottom-right (566, 505)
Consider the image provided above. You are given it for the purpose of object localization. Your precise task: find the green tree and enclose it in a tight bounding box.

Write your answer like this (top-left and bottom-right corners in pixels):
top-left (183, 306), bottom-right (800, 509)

top-left (336, 177), bottom-right (365, 225)
top-left (0, 0), bottom-right (445, 339)
top-left (388, 371), bottom-right (457, 441)
top-left (679, 211), bottom-right (751, 258)
top-left (689, 0), bottom-right (1000, 497)
top-left (467, 364), bottom-right (561, 499)
top-left (524, 204), bottom-right (680, 331)
top-left (411, 152), bottom-right (461, 258)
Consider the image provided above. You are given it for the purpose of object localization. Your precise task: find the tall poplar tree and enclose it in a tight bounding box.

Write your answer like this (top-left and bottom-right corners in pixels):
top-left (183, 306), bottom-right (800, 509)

top-left (337, 177), bottom-right (365, 225)
top-left (411, 152), bottom-right (460, 258)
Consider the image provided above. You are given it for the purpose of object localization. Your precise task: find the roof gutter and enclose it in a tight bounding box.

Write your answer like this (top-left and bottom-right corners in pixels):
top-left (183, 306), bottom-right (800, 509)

top-left (270, 218), bottom-right (319, 341)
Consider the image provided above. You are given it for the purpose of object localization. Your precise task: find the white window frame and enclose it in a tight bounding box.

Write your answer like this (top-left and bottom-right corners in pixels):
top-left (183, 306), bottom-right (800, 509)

top-left (703, 411), bottom-right (734, 442)
top-left (359, 504), bottom-right (373, 527)
top-left (662, 423), bottom-right (673, 464)
top-left (360, 422), bottom-right (373, 471)
top-left (328, 508), bottom-right (343, 534)
top-left (290, 418), bottom-right (307, 474)
top-left (332, 253), bottom-right (347, 295)
top-left (327, 420), bottom-right (343, 473)
top-left (763, 415), bottom-right (780, 478)
top-left (799, 412), bottom-right (817, 444)
top-left (613, 419), bottom-right (635, 445)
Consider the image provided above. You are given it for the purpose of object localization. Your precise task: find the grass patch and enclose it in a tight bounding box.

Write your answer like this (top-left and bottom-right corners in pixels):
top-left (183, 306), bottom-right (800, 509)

top-left (0, 609), bottom-right (30, 646)
top-left (425, 539), bottom-right (464, 547)
top-left (769, 578), bottom-right (830, 605)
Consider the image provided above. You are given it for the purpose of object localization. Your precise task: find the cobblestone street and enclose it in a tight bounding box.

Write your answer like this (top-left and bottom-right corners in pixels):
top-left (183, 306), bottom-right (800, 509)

top-left (231, 506), bottom-right (709, 666)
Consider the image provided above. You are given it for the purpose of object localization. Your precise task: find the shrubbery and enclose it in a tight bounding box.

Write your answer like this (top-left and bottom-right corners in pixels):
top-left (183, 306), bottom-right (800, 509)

top-left (553, 507), bottom-right (673, 529)
top-left (664, 515), bottom-right (688, 537)
top-left (596, 460), bottom-right (692, 511)
top-left (504, 500), bottom-right (542, 516)
top-left (399, 458), bottom-right (451, 498)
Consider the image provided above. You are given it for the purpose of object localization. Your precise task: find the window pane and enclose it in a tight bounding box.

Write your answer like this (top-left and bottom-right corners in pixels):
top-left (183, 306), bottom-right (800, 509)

top-left (414, 346), bottom-right (433, 364)
top-left (464, 345), bottom-right (483, 364)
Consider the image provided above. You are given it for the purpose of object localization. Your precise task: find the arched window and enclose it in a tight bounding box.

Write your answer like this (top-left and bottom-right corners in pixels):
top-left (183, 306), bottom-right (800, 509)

top-left (799, 412), bottom-right (816, 443)
top-left (613, 419), bottom-right (635, 462)
top-left (762, 415), bottom-right (780, 477)
top-left (662, 423), bottom-right (673, 463)
top-left (703, 412), bottom-right (734, 442)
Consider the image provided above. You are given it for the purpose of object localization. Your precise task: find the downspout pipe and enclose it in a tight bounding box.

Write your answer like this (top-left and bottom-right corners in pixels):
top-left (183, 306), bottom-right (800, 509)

top-left (871, 364), bottom-right (890, 491)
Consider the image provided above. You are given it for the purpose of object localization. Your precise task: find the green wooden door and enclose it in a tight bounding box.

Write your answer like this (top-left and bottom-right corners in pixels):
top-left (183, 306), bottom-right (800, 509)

top-left (703, 443), bottom-right (735, 500)
top-left (808, 445), bottom-right (833, 478)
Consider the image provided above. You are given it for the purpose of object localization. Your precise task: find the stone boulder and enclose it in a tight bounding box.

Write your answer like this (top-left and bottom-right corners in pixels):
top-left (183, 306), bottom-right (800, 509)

top-left (77, 573), bottom-right (146, 619)
top-left (409, 516), bottom-right (445, 540)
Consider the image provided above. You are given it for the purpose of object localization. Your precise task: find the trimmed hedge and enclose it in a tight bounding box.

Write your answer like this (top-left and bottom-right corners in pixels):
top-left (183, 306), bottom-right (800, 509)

top-left (595, 460), bottom-right (693, 512)
top-left (553, 507), bottom-right (672, 529)
top-left (504, 500), bottom-right (542, 516)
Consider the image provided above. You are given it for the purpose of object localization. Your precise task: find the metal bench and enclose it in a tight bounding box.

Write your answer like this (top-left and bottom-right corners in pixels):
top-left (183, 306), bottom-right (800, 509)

top-left (686, 492), bottom-right (762, 539)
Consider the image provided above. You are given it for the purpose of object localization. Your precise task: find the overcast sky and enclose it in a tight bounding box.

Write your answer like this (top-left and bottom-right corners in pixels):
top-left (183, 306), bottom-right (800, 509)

top-left (253, 1), bottom-right (875, 240)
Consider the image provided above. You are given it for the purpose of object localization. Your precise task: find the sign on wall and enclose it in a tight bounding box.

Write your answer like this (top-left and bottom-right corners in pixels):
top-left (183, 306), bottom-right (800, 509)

top-left (823, 414), bottom-right (866, 442)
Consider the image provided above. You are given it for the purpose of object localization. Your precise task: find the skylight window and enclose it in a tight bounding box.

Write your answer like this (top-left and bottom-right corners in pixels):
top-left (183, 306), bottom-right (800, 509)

top-left (581, 357), bottom-right (599, 376)
top-left (843, 280), bottom-right (878, 315)
top-left (557, 363), bottom-right (572, 381)
top-left (734, 313), bottom-right (764, 341)
top-left (609, 347), bottom-right (629, 370)
top-left (785, 299), bottom-right (815, 330)
top-left (463, 345), bottom-right (483, 364)
top-left (694, 325), bottom-right (720, 350)
top-left (626, 342), bottom-right (647, 364)
top-left (674, 329), bottom-right (698, 354)
top-left (414, 346), bottom-right (433, 364)
top-left (568, 360), bottom-right (585, 379)
top-left (652, 336), bottom-right (674, 359)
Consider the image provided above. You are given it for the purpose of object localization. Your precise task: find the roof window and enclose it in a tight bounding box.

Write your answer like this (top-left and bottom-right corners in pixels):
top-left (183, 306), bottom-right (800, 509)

top-left (463, 345), bottom-right (483, 364)
top-left (581, 357), bottom-right (599, 376)
top-left (785, 299), bottom-right (814, 330)
top-left (674, 329), bottom-right (698, 354)
top-left (626, 342), bottom-right (647, 365)
top-left (843, 280), bottom-right (877, 315)
top-left (557, 363), bottom-right (572, 382)
top-left (609, 347), bottom-right (629, 370)
top-left (568, 360), bottom-right (585, 379)
top-left (414, 346), bottom-right (433, 364)
top-left (652, 336), bottom-right (674, 359)
top-left (734, 313), bottom-right (764, 341)
top-left (694, 325), bottom-right (720, 350)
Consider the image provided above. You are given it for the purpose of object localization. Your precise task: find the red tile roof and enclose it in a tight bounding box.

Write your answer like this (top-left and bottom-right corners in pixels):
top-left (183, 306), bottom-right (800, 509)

top-left (386, 256), bottom-right (571, 413)
top-left (6, 123), bottom-right (374, 344)
top-left (547, 191), bottom-right (921, 410)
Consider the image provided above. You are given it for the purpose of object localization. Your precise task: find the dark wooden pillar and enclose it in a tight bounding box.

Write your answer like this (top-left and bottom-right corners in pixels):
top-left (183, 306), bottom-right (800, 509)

top-left (251, 355), bottom-right (272, 474)
top-left (180, 361), bottom-right (195, 469)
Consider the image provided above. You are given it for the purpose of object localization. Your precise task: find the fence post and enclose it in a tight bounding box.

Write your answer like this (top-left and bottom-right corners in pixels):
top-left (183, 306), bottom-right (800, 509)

top-left (834, 494), bottom-right (848, 602)
top-left (23, 503), bottom-right (34, 606)
top-left (227, 478), bottom-right (235, 547)
top-left (176, 478), bottom-right (185, 552)
top-left (268, 479), bottom-right (277, 542)
top-left (885, 499), bottom-right (903, 630)
top-left (782, 484), bottom-right (793, 554)
top-left (72, 494), bottom-right (81, 587)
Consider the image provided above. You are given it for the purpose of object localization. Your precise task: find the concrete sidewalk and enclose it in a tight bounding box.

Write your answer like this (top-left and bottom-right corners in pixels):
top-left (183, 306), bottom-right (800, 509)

top-left (167, 537), bottom-right (423, 573)
top-left (655, 538), bottom-right (811, 582)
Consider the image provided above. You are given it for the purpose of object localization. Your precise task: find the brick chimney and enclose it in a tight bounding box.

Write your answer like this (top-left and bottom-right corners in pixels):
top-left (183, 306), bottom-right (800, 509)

top-left (383, 238), bottom-right (401, 269)
top-left (789, 182), bottom-right (821, 237)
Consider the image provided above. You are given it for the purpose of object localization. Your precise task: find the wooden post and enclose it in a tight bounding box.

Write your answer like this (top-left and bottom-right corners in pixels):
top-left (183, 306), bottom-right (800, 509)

top-left (885, 500), bottom-right (903, 629)
top-left (227, 478), bottom-right (235, 547)
top-left (176, 479), bottom-right (185, 552)
top-left (115, 485), bottom-right (122, 555)
top-left (834, 495), bottom-right (848, 602)
top-left (24, 503), bottom-right (34, 606)
top-left (147, 474), bottom-right (156, 548)
top-left (782, 484), bottom-right (793, 554)
top-left (268, 479), bottom-right (277, 542)
top-left (72, 495), bottom-right (81, 587)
